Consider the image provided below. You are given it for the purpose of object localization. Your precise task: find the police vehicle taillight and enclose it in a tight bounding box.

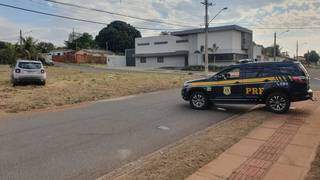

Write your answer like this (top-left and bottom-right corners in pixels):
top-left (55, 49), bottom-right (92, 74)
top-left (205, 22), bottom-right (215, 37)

top-left (15, 69), bottom-right (21, 73)
top-left (292, 76), bottom-right (306, 84)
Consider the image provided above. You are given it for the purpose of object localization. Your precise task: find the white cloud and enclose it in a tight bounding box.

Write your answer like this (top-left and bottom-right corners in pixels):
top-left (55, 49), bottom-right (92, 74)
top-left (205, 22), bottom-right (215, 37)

top-left (0, 0), bottom-right (319, 56)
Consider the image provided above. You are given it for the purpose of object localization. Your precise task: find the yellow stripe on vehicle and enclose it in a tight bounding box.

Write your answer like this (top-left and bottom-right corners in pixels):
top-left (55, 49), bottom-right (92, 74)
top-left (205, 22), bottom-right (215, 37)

top-left (190, 77), bottom-right (278, 87)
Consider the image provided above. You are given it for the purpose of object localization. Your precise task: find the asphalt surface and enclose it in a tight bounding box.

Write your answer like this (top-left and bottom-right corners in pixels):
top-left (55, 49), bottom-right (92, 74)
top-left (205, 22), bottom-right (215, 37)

top-left (2, 64), bottom-right (320, 180)
top-left (0, 89), bottom-right (251, 180)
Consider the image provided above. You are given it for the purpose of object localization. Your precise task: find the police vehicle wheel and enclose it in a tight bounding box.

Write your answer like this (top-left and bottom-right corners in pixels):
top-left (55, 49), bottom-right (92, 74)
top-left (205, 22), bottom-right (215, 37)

top-left (266, 92), bottom-right (290, 114)
top-left (190, 92), bottom-right (209, 110)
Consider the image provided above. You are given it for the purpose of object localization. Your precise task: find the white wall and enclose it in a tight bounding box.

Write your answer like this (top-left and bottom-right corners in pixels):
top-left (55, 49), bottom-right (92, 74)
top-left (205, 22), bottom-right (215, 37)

top-left (107, 55), bottom-right (126, 67)
top-left (135, 29), bottom-right (251, 67)
top-left (135, 35), bottom-right (189, 54)
top-left (196, 30), bottom-right (246, 54)
top-left (187, 34), bottom-right (200, 66)
top-left (253, 45), bottom-right (263, 61)
top-left (135, 56), bottom-right (185, 68)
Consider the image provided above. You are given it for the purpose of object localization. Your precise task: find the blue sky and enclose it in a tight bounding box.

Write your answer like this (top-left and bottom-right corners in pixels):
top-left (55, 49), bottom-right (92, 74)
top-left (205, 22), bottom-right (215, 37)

top-left (0, 0), bottom-right (319, 57)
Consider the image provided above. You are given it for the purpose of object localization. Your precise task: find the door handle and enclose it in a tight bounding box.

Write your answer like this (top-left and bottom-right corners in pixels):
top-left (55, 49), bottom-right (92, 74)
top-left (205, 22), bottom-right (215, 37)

top-left (264, 79), bottom-right (270, 82)
top-left (235, 81), bottom-right (240, 84)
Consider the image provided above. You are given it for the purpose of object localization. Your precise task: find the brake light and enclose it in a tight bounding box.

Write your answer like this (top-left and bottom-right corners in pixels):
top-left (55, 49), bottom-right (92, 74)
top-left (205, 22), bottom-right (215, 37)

top-left (292, 76), bottom-right (306, 83)
top-left (41, 69), bottom-right (45, 74)
top-left (15, 69), bottom-right (21, 73)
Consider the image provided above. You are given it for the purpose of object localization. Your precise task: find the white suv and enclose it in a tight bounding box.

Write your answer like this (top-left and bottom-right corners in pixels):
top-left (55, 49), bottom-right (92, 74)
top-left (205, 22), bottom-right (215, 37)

top-left (11, 60), bottom-right (47, 86)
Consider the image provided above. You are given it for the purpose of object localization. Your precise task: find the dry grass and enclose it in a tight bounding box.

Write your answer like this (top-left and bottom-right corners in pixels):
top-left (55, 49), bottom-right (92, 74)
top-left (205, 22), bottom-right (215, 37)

top-left (0, 65), bottom-right (191, 114)
top-left (102, 109), bottom-right (270, 180)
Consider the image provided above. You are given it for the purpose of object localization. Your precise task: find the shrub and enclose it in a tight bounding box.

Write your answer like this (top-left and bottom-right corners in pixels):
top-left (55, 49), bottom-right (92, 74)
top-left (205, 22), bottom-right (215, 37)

top-left (0, 44), bottom-right (17, 65)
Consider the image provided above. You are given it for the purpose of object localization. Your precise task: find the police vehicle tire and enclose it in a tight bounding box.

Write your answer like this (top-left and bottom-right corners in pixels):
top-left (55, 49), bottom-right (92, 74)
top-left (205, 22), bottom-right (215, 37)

top-left (266, 92), bottom-right (290, 114)
top-left (190, 91), bottom-right (209, 110)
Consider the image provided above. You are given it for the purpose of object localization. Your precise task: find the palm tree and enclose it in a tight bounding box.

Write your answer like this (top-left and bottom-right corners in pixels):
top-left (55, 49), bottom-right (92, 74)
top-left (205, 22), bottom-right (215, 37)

top-left (18, 36), bottom-right (39, 60)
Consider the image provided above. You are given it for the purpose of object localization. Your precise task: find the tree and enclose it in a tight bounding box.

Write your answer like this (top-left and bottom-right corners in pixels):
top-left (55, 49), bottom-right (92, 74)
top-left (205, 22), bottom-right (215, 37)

top-left (36, 42), bottom-right (55, 53)
top-left (0, 41), bottom-right (6, 49)
top-left (95, 21), bottom-right (141, 54)
top-left (304, 50), bottom-right (320, 64)
top-left (17, 36), bottom-right (39, 60)
top-left (263, 45), bottom-right (281, 57)
top-left (0, 43), bottom-right (17, 65)
top-left (65, 32), bottom-right (96, 50)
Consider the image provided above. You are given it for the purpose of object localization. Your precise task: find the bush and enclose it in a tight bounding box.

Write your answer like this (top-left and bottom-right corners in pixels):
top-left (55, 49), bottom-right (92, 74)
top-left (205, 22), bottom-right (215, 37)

top-left (0, 44), bottom-right (17, 65)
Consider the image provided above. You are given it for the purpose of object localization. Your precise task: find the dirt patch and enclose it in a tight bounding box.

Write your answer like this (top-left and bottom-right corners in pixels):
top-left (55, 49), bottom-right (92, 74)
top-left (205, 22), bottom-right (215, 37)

top-left (0, 65), bottom-right (192, 115)
top-left (100, 108), bottom-right (272, 180)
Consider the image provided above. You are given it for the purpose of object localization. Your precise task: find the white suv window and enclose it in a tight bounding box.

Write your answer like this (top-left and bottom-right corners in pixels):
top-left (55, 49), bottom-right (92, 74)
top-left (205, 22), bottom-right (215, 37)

top-left (18, 62), bottom-right (42, 69)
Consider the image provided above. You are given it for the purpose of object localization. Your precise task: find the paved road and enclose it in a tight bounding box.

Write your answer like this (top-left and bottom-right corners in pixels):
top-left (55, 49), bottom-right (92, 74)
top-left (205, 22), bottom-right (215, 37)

top-left (0, 89), bottom-right (251, 180)
top-left (2, 64), bottom-right (319, 180)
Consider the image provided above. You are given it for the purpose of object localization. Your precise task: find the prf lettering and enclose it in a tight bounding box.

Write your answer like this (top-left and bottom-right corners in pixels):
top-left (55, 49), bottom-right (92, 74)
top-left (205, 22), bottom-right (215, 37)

top-left (246, 88), bottom-right (264, 95)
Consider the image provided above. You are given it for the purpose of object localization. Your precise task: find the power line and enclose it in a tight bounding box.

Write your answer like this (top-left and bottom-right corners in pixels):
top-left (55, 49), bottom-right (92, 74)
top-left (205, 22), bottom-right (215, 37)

top-left (0, 3), bottom-right (184, 31)
top-left (251, 27), bottom-right (320, 30)
top-left (41, 0), bottom-right (195, 28)
top-left (1, 2), bottom-right (319, 31)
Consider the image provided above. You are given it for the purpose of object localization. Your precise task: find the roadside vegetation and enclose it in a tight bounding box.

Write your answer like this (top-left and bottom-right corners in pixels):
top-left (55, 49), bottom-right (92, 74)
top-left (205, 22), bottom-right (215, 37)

top-left (0, 65), bottom-right (191, 115)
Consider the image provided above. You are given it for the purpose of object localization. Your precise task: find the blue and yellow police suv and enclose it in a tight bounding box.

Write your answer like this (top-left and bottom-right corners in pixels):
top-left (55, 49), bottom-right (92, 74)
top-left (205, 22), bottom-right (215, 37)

top-left (182, 61), bottom-right (313, 113)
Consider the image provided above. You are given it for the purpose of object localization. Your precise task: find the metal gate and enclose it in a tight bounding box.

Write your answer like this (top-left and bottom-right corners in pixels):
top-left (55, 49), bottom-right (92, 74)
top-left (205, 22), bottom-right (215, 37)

top-left (125, 49), bottom-right (136, 66)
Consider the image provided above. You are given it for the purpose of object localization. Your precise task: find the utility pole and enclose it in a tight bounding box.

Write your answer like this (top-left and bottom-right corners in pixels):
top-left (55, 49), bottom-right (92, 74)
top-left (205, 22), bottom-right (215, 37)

top-left (201, 0), bottom-right (212, 75)
top-left (296, 40), bottom-right (299, 61)
top-left (273, 32), bottom-right (276, 61)
top-left (19, 29), bottom-right (22, 47)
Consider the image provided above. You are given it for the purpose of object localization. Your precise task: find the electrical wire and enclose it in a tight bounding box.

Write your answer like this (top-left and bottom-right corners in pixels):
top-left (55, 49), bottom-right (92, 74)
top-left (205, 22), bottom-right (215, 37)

top-left (41, 0), bottom-right (196, 28)
top-left (0, 3), bottom-right (185, 31)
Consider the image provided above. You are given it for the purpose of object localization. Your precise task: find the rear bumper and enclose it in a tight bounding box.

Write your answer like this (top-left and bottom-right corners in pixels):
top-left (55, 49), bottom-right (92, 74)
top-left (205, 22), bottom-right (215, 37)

top-left (291, 89), bottom-right (313, 101)
top-left (13, 77), bottom-right (45, 83)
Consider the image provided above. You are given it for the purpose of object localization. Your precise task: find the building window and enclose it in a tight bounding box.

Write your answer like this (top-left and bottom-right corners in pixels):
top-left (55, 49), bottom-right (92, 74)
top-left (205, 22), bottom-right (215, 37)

top-left (154, 41), bottom-right (168, 45)
top-left (137, 43), bottom-right (150, 46)
top-left (140, 57), bottom-right (146, 63)
top-left (157, 57), bottom-right (164, 63)
top-left (176, 39), bottom-right (189, 43)
top-left (204, 54), bottom-right (234, 62)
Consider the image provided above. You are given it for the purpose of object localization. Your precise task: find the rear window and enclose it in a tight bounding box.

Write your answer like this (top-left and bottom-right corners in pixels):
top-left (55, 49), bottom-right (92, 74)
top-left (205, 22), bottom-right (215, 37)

top-left (18, 62), bottom-right (42, 69)
top-left (297, 63), bottom-right (308, 76)
top-left (278, 65), bottom-right (305, 76)
top-left (243, 66), bottom-right (276, 78)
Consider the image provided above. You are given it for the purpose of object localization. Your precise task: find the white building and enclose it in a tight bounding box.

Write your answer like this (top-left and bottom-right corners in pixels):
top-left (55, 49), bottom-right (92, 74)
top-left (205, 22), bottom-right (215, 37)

top-left (134, 25), bottom-right (262, 68)
top-left (47, 49), bottom-right (74, 60)
top-left (253, 44), bottom-right (265, 61)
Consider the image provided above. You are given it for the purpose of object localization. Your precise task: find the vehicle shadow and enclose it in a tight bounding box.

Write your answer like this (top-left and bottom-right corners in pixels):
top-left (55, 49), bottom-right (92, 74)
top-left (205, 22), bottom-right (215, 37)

top-left (13, 81), bottom-right (44, 86)
top-left (178, 102), bottom-right (258, 114)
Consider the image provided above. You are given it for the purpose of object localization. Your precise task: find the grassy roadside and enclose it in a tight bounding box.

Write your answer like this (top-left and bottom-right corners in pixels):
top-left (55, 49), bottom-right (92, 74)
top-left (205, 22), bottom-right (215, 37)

top-left (101, 108), bottom-right (271, 180)
top-left (0, 65), bottom-right (192, 115)
top-left (78, 63), bottom-right (107, 69)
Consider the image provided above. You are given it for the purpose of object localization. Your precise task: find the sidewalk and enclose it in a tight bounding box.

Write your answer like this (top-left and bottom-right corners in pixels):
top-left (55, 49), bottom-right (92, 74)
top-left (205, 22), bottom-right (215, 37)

top-left (187, 94), bottom-right (320, 180)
